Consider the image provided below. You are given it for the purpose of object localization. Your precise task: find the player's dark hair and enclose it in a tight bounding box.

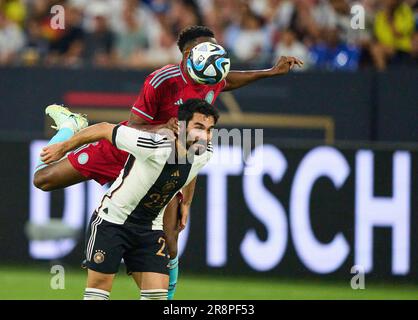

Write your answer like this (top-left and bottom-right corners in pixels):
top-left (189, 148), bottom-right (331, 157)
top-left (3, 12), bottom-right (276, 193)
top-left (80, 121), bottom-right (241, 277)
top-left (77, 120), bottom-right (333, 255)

top-left (178, 99), bottom-right (219, 125)
top-left (177, 25), bottom-right (215, 52)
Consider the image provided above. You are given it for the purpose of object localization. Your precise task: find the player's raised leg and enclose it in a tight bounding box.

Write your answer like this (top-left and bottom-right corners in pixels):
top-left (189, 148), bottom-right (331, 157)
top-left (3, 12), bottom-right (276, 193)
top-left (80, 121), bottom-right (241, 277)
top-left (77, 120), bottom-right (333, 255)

top-left (34, 157), bottom-right (89, 191)
top-left (33, 104), bottom-right (89, 191)
top-left (132, 272), bottom-right (169, 300)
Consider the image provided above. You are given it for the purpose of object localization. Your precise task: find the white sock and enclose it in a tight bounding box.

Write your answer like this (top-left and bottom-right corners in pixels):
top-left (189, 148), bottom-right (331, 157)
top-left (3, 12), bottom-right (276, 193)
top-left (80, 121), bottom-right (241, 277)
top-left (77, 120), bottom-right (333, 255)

top-left (140, 289), bottom-right (168, 300)
top-left (83, 288), bottom-right (110, 300)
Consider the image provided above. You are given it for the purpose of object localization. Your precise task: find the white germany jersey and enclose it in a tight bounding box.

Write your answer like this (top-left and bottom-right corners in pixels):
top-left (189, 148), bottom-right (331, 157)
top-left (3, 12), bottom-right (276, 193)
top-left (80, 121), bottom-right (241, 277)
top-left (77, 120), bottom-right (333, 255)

top-left (95, 125), bottom-right (213, 230)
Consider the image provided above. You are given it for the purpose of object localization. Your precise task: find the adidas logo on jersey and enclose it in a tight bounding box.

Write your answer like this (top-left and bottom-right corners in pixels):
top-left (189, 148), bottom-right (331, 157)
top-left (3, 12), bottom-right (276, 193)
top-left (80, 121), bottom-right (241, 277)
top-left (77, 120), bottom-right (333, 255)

top-left (174, 99), bottom-right (183, 106)
top-left (171, 170), bottom-right (180, 177)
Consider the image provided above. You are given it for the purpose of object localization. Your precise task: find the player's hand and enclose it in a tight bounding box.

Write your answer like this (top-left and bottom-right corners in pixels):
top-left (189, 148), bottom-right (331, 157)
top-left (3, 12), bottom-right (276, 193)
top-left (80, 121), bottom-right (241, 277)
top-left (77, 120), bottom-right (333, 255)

top-left (165, 117), bottom-right (179, 135)
top-left (270, 56), bottom-right (304, 75)
top-left (40, 143), bottom-right (66, 164)
top-left (157, 117), bottom-right (178, 140)
top-left (178, 203), bottom-right (190, 232)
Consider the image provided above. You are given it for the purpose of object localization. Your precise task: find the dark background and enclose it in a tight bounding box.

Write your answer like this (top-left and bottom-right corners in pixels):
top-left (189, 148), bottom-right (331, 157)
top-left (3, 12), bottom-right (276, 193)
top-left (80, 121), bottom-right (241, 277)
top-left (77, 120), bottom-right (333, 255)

top-left (1, 67), bottom-right (417, 142)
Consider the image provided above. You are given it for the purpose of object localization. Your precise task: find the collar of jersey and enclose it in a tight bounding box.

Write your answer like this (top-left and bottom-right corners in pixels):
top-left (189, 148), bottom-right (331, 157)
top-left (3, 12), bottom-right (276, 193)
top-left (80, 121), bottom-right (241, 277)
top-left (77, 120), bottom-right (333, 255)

top-left (179, 62), bottom-right (204, 88)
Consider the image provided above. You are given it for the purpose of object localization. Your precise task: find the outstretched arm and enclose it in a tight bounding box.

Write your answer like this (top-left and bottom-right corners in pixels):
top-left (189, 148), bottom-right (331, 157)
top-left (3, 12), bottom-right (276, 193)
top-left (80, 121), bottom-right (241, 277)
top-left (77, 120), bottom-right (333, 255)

top-left (223, 56), bottom-right (304, 91)
top-left (41, 122), bottom-right (115, 164)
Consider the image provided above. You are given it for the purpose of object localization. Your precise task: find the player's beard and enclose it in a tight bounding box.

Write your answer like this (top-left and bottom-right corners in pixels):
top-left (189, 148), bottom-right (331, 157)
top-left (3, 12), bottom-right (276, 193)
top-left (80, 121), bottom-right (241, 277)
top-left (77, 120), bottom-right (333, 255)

top-left (187, 139), bottom-right (207, 156)
top-left (175, 135), bottom-right (207, 163)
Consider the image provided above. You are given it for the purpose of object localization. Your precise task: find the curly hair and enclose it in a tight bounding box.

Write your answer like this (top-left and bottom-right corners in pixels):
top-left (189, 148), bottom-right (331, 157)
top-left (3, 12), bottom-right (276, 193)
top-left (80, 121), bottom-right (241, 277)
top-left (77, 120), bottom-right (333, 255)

top-left (177, 25), bottom-right (215, 52)
top-left (178, 99), bottom-right (220, 125)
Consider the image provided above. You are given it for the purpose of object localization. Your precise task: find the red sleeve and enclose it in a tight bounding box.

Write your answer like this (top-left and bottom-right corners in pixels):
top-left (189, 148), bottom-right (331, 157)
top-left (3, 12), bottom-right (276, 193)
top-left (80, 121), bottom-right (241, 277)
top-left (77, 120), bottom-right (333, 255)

top-left (131, 81), bottom-right (160, 122)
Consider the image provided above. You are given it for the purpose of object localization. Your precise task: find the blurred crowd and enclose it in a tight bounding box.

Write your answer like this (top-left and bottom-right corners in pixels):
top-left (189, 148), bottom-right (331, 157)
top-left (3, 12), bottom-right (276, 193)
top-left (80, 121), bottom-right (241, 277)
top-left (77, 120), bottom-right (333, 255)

top-left (0, 0), bottom-right (417, 71)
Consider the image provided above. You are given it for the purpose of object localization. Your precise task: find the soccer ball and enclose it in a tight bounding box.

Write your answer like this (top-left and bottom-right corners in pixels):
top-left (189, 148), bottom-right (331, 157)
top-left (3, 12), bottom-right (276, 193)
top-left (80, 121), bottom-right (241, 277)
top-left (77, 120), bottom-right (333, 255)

top-left (187, 42), bottom-right (231, 85)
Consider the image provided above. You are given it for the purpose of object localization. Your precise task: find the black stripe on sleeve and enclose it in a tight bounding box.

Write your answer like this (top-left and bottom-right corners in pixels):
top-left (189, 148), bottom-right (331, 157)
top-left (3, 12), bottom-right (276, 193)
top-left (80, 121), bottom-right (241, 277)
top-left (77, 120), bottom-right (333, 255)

top-left (137, 136), bottom-right (169, 145)
top-left (112, 124), bottom-right (122, 147)
top-left (136, 143), bottom-right (172, 149)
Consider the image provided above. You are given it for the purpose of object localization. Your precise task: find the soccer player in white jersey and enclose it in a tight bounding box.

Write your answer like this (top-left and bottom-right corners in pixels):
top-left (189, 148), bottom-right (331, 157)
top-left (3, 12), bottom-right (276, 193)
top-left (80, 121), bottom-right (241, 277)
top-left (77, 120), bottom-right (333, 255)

top-left (33, 25), bottom-right (302, 300)
top-left (40, 99), bottom-right (218, 300)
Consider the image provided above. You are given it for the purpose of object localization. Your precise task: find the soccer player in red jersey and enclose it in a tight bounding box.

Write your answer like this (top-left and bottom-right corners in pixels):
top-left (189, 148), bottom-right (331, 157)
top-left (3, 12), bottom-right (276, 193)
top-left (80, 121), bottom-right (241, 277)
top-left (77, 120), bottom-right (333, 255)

top-left (33, 26), bottom-right (303, 299)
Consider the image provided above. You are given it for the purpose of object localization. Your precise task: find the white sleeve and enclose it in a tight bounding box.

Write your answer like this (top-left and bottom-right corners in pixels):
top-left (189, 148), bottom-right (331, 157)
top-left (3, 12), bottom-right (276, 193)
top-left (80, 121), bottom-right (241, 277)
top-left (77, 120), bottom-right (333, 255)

top-left (112, 125), bottom-right (171, 160)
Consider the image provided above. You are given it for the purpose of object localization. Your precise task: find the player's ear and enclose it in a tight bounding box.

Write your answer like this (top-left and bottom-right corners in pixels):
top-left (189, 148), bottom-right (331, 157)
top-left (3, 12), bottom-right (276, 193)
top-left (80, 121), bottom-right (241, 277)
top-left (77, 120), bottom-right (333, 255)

top-left (183, 50), bottom-right (190, 60)
top-left (178, 119), bottom-right (187, 134)
top-left (177, 119), bottom-right (188, 147)
top-left (183, 46), bottom-right (192, 58)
